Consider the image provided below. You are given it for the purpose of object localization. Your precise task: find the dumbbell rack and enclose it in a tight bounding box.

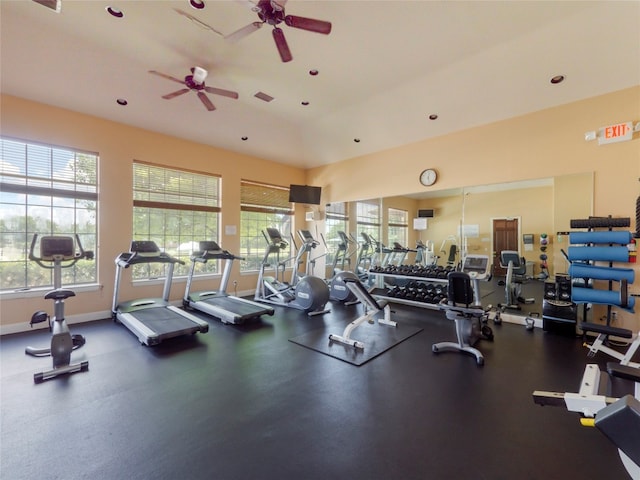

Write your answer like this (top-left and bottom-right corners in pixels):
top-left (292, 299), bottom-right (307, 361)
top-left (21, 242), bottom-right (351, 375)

top-left (368, 267), bottom-right (449, 310)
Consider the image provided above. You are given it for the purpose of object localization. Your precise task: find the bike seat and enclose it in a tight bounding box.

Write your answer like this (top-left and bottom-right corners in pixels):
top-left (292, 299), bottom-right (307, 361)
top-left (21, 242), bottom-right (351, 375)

top-left (44, 289), bottom-right (76, 301)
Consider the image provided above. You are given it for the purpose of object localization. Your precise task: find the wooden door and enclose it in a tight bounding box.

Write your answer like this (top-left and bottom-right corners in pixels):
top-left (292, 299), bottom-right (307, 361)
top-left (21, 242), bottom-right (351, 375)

top-left (493, 218), bottom-right (519, 276)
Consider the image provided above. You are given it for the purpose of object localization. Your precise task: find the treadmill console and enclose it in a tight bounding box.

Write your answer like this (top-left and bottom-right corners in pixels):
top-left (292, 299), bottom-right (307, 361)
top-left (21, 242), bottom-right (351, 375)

top-left (130, 241), bottom-right (161, 256)
top-left (198, 241), bottom-right (221, 252)
top-left (461, 255), bottom-right (491, 281)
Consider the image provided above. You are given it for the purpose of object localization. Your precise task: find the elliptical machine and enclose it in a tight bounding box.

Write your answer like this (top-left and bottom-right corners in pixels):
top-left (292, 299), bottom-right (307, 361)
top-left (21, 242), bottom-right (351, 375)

top-left (255, 228), bottom-right (330, 316)
top-left (25, 234), bottom-right (94, 383)
top-left (301, 229), bottom-right (359, 305)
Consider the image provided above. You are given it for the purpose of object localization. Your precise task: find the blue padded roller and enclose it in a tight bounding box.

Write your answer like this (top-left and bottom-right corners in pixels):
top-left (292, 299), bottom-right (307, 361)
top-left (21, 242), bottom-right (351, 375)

top-left (569, 231), bottom-right (632, 245)
top-left (567, 246), bottom-right (629, 262)
top-left (572, 286), bottom-right (635, 312)
top-left (569, 264), bottom-right (635, 283)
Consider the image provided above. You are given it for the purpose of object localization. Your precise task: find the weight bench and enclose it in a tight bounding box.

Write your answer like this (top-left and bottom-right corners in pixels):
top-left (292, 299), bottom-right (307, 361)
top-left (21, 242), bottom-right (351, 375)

top-left (328, 277), bottom-right (397, 349)
top-left (581, 321), bottom-right (640, 369)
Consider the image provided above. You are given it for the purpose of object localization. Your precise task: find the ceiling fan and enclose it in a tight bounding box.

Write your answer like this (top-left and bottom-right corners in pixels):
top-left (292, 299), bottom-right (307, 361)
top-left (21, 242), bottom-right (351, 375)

top-left (226, 0), bottom-right (332, 63)
top-left (148, 67), bottom-right (239, 111)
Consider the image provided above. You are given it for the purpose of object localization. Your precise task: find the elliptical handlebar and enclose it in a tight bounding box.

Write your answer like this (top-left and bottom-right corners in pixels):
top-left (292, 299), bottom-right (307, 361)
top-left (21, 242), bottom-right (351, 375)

top-left (28, 233), bottom-right (93, 269)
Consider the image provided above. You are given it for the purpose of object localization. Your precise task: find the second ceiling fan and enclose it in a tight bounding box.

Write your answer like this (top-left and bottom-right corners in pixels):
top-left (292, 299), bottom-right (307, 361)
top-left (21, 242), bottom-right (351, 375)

top-left (149, 67), bottom-right (239, 111)
top-left (226, 0), bottom-right (332, 63)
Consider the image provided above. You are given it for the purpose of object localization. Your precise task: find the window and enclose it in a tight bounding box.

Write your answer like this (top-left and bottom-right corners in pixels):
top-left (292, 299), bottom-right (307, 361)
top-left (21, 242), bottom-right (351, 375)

top-left (240, 180), bottom-right (292, 272)
top-left (325, 202), bottom-right (348, 269)
top-left (356, 200), bottom-right (380, 242)
top-left (132, 161), bottom-right (220, 279)
top-left (0, 137), bottom-right (98, 291)
top-left (388, 208), bottom-right (408, 247)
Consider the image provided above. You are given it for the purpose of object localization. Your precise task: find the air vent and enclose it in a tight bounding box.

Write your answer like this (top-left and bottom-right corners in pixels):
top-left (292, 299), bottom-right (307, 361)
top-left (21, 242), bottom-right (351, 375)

top-left (254, 92), bottom-right (274, 102)
top-left (33, 0), bottom-right (61, 12)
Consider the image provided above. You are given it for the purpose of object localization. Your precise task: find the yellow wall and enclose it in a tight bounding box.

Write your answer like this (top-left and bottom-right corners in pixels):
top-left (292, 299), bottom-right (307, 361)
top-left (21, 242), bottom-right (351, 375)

top-left (0, 94), bottom-right (306, 332)
top-left (309, 86), bottom-right (640, 329)
top-left (2, 86), bottom-right (639, 332)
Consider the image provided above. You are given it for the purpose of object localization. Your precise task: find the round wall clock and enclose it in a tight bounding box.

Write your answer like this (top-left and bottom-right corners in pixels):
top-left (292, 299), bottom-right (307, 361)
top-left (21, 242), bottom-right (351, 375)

top-left (419, 169), bottom-right (437, 186)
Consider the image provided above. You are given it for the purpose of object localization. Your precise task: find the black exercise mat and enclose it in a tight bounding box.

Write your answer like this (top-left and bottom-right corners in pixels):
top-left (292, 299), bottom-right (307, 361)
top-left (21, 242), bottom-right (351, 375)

top-left (289, 322), bottom-right (423, 366)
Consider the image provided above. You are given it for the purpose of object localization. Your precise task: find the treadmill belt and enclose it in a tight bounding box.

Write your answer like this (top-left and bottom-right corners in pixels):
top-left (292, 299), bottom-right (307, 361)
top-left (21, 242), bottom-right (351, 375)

top-left (203, 296), bottom-right (272, 319)
top-left (133, 308), bottom-right (198, 335)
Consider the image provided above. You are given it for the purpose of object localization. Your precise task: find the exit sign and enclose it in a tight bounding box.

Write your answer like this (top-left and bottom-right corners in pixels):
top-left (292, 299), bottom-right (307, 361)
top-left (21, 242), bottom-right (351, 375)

top-left (598, 121), bottom-right (633, 145)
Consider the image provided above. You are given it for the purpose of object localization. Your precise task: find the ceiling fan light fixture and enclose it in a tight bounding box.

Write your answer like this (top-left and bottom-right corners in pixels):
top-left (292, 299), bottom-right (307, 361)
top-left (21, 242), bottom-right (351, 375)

top-left (106, 6), bottom-right (124, 18)
top-left (190, 0), bottom-right (205, 10)
top-left (192, 66), bottom-right (207, 85)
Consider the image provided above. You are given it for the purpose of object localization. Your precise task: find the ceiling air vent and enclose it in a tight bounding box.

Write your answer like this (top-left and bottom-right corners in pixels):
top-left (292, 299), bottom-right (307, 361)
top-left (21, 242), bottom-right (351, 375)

top-left (33, 0), bottom-right (61, 12)
top-left (254, 92), bottom-right (274, 103)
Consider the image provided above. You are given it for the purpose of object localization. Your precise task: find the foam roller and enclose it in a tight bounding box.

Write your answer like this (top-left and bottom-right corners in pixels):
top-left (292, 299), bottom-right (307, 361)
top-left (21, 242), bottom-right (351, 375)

top-left (569, 231), bottom-right (632, 245)
top-left (567, 246), bottom-right (630, 262)
top-left (569, 264), bottom-right (635, 283)
top-left (572, 286), bottom-right (635, 312)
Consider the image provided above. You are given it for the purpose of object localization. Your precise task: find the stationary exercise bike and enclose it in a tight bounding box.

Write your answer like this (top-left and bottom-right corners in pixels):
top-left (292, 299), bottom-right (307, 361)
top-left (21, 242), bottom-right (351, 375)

top-left (433, 254), bottom-right (494, 366)
top-left (25, 234), bottom-right (93, 383)
top-left (498, 250), bottom-right (534, 311)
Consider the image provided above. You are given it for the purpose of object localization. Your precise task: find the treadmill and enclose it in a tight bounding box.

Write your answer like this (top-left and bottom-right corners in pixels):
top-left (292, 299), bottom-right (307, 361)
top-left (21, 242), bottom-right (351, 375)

top-left (183, 241), bottom-right (275, 324)
top-left (112, 241), bottom-right (209, 346)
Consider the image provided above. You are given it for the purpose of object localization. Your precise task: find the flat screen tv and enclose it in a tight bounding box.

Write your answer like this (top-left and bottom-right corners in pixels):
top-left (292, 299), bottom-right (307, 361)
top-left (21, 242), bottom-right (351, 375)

top-left (288, 184), bottom-right (322, 205)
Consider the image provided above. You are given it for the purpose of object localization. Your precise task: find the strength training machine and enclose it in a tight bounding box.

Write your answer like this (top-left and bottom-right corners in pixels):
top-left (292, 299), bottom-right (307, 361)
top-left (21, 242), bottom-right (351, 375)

top-left (328, 276), bottom-right (397, 349)
top-left (533, 363), bottom-right (640, 479)
top-left (112, 241), bottom-right (209, 346)
top-left (254, 228), bottom-right (330, 316)
top-left (25, 234), bottom-right (93, 383)
top-left (433, 254), bottom-right (494, 366)
top-left (183, 241), bottom-right (274, 324)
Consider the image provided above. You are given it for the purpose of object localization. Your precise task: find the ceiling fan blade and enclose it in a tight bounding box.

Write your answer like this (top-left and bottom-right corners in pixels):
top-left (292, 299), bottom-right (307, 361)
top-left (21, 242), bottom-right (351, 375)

top-left (149, 70), bottom-right (185, 85)
top-left (204, 86), bottom-right (239, 99)
top-left (272, 27), bottom-right (292, 62)
top-left (284, 15), bottom-right (332, 34)
top-left (197, 92), bottom-right (216, 111)
top-left (225, 21), bottom-right (263, 43)
top-left (162, 88), bottom-right (190, 100)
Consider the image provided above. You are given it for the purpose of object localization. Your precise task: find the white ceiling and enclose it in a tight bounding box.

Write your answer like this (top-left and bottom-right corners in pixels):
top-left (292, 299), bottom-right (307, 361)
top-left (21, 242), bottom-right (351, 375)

top-left (1, 1), bottom-right (639, 169)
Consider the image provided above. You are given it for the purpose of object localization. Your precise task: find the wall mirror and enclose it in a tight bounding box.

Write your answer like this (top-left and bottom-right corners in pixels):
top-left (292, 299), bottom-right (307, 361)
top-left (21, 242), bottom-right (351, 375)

top-left (320, 172), bottom-right (593, 316)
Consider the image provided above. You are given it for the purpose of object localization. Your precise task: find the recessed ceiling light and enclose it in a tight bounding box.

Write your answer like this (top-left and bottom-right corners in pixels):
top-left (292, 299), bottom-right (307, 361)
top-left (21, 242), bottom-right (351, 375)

top-left (106, 6), bottom-right (123, 18)
top-left (550, 75), bottom-right (565, 84)
top-left (428, 114), bottom-right (438, 120)
top-left (241, 136), bottom-right (248, 141)
top-left (116, 98), bottom-right (128, 106)
top-left (309, 69), bottom-right (319, 76)
top-left (190, 0), bottom-right (205, 9)
top-left (301, 101), bottom-right (309, 106)
top-left (353, 138), bottom-right (361, 143)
